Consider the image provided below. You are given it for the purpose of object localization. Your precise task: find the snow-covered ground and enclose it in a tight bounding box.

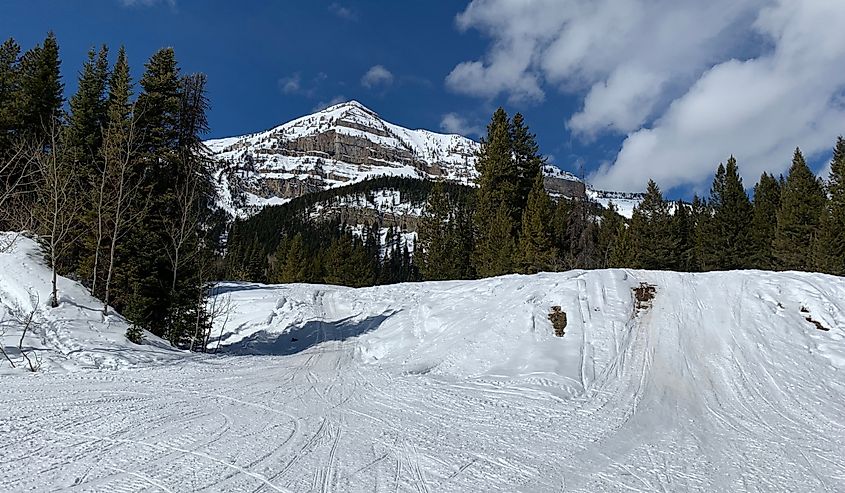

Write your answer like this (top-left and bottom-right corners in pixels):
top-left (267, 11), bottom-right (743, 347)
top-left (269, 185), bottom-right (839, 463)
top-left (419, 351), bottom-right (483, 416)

top-left (0, 235), bottom-right (182, 374)
top-left (2, 235), bottom-right (845, 491)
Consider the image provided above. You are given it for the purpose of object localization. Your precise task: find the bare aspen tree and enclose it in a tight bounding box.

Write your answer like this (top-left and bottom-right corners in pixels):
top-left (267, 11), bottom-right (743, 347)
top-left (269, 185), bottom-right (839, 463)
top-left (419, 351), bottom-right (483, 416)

top-left (0, 138), bottom-right (39, 251)
top-left (101, 113), bottom-right (148, 316)
top-left (0, 315), bottom-right (16, 368)
top-left (164, 165), bottom-right (202, 295)
top-left (206, 287), bottom-right (233, 354)
top-left (89, 150), bottom-right (110, 296)
top-left (34, 121), bottom-right (82, 308)
top-left (190, 243), bottom-right (215, 351)
top-left (15, 295), bottom-right (41, 372)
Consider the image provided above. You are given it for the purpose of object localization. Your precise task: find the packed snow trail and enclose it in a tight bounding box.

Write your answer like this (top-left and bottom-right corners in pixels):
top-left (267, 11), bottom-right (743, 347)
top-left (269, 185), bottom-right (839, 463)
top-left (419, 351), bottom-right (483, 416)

top-left (2, 251), bottom-right (845, 491)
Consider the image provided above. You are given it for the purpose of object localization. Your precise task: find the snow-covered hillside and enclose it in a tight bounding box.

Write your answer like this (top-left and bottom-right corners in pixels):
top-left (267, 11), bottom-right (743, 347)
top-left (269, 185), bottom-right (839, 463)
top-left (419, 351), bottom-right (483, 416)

top-left (3, 249), bottom-right (844, 491)
top-left (0, 235), bottom-right (181, 374)
top-left (0, 233), bottom-right (184, 374)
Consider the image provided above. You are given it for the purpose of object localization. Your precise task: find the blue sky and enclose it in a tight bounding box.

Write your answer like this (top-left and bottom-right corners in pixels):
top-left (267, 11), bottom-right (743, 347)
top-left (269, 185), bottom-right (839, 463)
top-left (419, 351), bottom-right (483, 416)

top-left (4, 0), bottom-right (844, 196)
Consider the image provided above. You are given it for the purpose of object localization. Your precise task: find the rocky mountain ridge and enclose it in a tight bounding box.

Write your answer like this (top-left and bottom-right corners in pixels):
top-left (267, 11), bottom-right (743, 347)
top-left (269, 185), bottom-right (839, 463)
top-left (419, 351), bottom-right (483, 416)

top-left (205, 101), bottom-right (637, 217)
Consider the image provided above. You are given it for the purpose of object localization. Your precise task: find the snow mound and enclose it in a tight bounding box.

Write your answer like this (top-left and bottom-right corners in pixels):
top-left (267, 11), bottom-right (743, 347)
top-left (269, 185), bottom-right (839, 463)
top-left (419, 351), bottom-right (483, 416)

top-left (213, 269), bottom-right (845, 397)
top-left (0, 234), bottom-right (181, 373)
top-left (2, 265), bottom-right (844, 490)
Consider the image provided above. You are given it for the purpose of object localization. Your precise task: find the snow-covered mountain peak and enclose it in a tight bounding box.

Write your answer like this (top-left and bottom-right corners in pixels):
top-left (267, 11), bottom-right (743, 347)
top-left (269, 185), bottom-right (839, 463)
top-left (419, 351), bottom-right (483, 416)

top-left (205, 102), bottom-right (629, 218)
top-left (206, 101), bottom-right (485, 216)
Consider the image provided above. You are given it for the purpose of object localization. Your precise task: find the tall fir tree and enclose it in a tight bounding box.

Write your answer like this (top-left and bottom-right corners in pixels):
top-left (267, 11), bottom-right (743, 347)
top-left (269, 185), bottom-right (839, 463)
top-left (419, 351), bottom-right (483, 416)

top-left (565, 197), bottom-right (599, 269)
top-left (106, 47), bottom-right (133, 127)
top-left (518, 172), bottom-right (556, 273)
top-left (689, 194), bottom-right (707, 271)
top-left (773, 148), bottom-right (826, 271)
top-left (123, 48), bottom-right (183, 337)
top-left (597, 202), bottom-right (626, 269)
top-left (699, 157), bottom-right (753, 270)
top-left (81, 45), bottom-right (136, 301)
top-left (279, 232), bottom-right (310, 283)
top-left (0, 38), bottom-right (21, 159)
top-left (65, 45), bottom-right (110, 274)
top-left (628, 180), bottom-right (678, 270)
top-left (607, 222), bottom-right (635, 268)
top-left (551, 198), bottom-right (572, 263)
top-left (671, 201), bottom-right (697, 271)
top-left (813, 137), bottom-right (845, 275)
top-left (16, 32), bottom-right (63, 141)
top-left (510, 112), bottom-right (543, 216)
top-left (473, 108), bottom-right (519, 277)
top-left (750, 172), bottom-right (781, 269)
top-left (418, 181), bottom-right (456, 281)
top-left (66, 45), bottom-right (109, 173)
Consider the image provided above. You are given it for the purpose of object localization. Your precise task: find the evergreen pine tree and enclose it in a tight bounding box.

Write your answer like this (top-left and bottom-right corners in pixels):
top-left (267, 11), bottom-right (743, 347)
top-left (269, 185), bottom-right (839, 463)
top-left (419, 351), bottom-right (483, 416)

top-left (689, 194), bottom-right (707, 271)
top-left (65, 45), bottom-right (111, 274)
top-left (518, 173), bottom-right (556, 273)
top-left (699, 157), bottom-right (753, 270)
top-left (773, 148), bottom-right (826, 271)
top-left (485, 207), bottom-right (517, 275)
top-left (510, 112), bottom-right (543, 215)
top-left (671, 201), bottom-right (696, 271)
top-left (66, 45), bottom-right (109, 174)
top-left (473, 108), bottom-right (519, 277)
top-left (597, 202), bottom-right (625, 268)
top-left (418, 181), bottom-right (454, 281)
top-left (107, 47), bottom-right (132, 127)
top-left (628, 180), bottom-right (677, 270)
top-left (565, 197), bottom-right (599, 269)
top-left (280, 232), bottom-right (310, 283)
top-left (0, 38), bottom-right (21, 158)
top-left (813, 137), bottom-right (845, 275)
top-left (750, 172), bottom-right (781, 269)
top-left (551, 199), bottom-right (572, 264)
top-left (608, 222), bottom-right (634, 268)
top-left (81, 45), bottom-right (137, 302)
top-left (16, 32), bottom-right (63, 140)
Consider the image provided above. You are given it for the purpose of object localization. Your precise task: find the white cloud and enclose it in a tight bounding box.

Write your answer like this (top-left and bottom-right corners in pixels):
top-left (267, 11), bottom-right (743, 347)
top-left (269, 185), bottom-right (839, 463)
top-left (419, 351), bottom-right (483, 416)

top-left (312, 96), bottom-right (347, 112)
top-left (279, 73), bottom-right (301, 95)
top-left (329, 3), bottom-right (357, 21)
top-left (440, 113), bottom-right (483, 137)
top-left (279, 72), bottom-right (329, 98)
top-left (450, 0), bottom-right (845, 191)
top-left (592, 0), bottom-right (845, 191)
top-left (361, 65), bottom-right (394, 89)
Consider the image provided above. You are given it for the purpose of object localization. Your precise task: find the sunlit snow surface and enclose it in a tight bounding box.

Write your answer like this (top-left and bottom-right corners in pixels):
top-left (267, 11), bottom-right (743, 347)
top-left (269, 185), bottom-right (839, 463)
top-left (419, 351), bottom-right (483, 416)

top-left (2, 235), bottom-right (845, 491)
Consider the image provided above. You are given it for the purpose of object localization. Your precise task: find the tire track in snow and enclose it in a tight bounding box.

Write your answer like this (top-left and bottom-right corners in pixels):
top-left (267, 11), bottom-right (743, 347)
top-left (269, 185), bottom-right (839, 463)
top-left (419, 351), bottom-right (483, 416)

top-left (20, 424), bottom-right (295, 493)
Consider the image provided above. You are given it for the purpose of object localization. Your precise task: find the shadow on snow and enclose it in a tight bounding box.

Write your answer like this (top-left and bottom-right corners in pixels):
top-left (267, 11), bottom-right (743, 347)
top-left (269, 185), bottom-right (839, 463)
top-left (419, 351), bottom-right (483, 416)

top-left (222, 312), bottom-right (394, 356)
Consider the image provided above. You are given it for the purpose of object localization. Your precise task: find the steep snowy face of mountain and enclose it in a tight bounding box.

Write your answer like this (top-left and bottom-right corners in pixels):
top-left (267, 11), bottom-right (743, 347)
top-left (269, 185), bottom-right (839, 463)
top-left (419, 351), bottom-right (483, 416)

top-left (205, 101), bottom-right (589, 217)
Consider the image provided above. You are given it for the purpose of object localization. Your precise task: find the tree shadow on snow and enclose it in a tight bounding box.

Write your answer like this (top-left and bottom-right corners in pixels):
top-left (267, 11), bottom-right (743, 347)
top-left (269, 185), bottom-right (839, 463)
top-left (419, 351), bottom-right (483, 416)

top-left (223, 312), bottom-right (395, 356)
top-left (210, 283), bottom-right (284, 296)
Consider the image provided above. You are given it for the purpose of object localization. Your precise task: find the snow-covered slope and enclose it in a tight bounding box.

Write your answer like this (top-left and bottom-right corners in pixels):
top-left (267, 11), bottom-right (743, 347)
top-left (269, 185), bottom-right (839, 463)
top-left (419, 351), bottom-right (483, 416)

top-left (0, 234), bottom-right (181, 373)
top-left (4, 261), bottom-right (843, 490)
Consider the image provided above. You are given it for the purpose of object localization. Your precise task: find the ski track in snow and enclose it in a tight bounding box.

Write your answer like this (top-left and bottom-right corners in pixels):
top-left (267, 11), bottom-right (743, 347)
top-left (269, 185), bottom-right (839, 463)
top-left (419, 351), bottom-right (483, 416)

top-left (1, 265), bottom-right (845, 491)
